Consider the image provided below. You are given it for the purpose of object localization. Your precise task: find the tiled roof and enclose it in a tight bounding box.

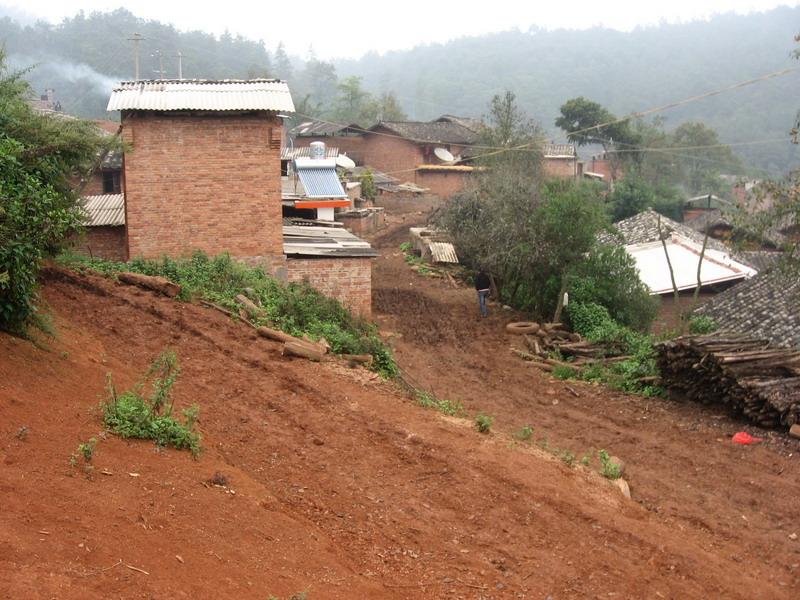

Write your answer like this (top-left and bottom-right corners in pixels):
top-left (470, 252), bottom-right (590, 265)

top-left (599, 209), bottom-right (731, 254)
top-left (107, 79), bottom-right (295, 112)
top-left (373, 120), bottom-right (479, 145)
top-left (694, 266), bottom-right (800, 348)
top-left (80, 194), bottom-right (125, 227)
top-left (435, 115), bottom-right (484, 134)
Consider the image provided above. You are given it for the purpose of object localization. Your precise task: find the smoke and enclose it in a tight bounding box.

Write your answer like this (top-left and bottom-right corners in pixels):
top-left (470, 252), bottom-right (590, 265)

top-left (9, 54), bottom-right (119, 97)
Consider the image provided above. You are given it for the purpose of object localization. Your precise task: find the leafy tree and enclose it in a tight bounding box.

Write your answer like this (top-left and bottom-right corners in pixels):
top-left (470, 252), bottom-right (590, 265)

top-left (0, 52), bottom-right (114, 332)
top-left (606, 176), bottom-right (683, 222)
top-left (670, 122), bottom-right (742, 194)
top-left (273, 42), bottom-right (293, 80)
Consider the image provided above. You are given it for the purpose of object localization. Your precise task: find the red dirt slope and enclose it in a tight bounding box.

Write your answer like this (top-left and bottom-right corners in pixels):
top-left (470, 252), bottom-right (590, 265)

top-left (0, 266), bottom-right (797, 599)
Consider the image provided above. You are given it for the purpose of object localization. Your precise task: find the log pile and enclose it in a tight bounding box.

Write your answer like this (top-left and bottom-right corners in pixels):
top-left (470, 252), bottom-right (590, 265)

top-left (657, 334), bottom-right (800, 430)
top-left (506, 321), bottom-right (627, 373)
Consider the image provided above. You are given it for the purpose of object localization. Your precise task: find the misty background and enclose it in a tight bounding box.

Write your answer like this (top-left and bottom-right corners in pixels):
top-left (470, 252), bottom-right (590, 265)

top-left (1, 5), bottom-right (798, 175)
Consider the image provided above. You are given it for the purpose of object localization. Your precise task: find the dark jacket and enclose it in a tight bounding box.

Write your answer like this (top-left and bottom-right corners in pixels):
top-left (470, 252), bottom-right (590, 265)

top-left (475, 272), bottom-right (491, 291)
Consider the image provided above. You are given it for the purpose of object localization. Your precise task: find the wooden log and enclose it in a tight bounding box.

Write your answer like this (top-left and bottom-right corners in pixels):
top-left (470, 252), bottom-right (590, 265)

top-left (235, 294), bottom-right (263, 319)
top-left (257, 326), bottom-right (297, 344)
top-left (118, 272), bottom-right (181, 297)
top-left (340, 353), bottom-right (374, 365)
top-left (283, 340), bottom-right (324, 362)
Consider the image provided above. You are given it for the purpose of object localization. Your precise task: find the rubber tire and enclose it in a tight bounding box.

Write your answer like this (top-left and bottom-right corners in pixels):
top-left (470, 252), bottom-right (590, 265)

top-left (505, 321), bottom-right (540, 335)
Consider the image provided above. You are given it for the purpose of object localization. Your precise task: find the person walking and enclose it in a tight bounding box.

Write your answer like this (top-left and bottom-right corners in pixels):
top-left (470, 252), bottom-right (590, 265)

top-left (475, 271), bottom-right (491, 318)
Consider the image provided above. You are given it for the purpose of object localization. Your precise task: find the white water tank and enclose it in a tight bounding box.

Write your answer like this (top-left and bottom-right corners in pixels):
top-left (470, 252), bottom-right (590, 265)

top-left (309, 141), bottom-right (326, 160)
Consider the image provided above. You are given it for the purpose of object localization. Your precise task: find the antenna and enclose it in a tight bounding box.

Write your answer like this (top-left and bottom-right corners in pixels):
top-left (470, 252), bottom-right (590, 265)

top-left (127, 33), bottom-right (145, 80)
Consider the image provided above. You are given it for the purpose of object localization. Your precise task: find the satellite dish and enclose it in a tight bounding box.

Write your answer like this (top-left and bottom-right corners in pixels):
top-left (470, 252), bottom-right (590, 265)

top-left (434, 147), bottom-right (454, 163)
top-left (336, 154), bottom-right (356, 170)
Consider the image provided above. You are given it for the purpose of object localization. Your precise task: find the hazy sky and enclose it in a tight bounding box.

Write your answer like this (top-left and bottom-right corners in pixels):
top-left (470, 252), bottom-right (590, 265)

top-left (7, 1), bottom-right (798, 59)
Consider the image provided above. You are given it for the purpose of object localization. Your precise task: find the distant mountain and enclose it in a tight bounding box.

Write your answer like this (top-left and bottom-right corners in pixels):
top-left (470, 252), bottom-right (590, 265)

top-left (335, 6), bottom-right (800, 175)
top-left (1, 6), bottom-right (798, 174)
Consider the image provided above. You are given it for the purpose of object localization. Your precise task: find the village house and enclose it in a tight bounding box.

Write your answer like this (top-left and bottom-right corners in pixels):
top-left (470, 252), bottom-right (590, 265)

top-left (105, 79), bottom-right (377, 317)
top-left (76, 193), bottom-right (126, 262)
top-left (542, 143), bottom-right (580, 178)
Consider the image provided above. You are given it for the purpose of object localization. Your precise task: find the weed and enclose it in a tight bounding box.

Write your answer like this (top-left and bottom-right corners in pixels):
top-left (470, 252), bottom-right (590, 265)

top-left (515, 425), bottom-right (533, 441)
top-left (61, 351), bottom-right (69, 359)
top-left (688, 315), bottom-right (718, 334)
top-left (16, 426), bottom-right (28, 441)
top-left (415, 390), bottom-right (464, 416)
top-left (399, 242), bottom-right (413, 253)
top-left (78, 438), bottom-right (97, 462)
top-left (598, 449), bottom-right (622, 480)
top-left (559, 450), bottom-right (576, 466)
top-left (208, 471), bottom-right (229, 487)
top-left (580, 453), bottom-right (591, 467)
top-left (552, 364), bottom-right (578, 380)
top-left (102, 351), bottom-right (201, 456)
top-left (537, 437), bottom-right (550, 450)
top-left (475, 414), bottom-right (494, 433)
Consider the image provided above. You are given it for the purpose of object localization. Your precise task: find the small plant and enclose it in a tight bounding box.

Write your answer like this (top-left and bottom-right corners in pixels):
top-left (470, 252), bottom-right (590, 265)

top-left (537, 437), bottom-right (550, 450)
top-left (580, 453), bottom-right (591, 467)
top-left (102, 350), bottom-right (201, 456)
top-left (688, 315), bottom-right (718, 334)
top-left (16, 426), bottom-right (29, 441)
top-left (598, 449), bottom-right (622, 480)
top-left (475, 414), bottom-right (494, 433)
top-left (415, 390), bottom-right (464, 416)
top-left (559, 450), bottom-right (576, 466)
top-left (70, 437), bottom-right (97, 470)
top-left (552, 364), bottom-right (578, 380)
top-left (515, 425), bottom-right (533, 441)
top-left (399, 242), bottom-right (413, 253)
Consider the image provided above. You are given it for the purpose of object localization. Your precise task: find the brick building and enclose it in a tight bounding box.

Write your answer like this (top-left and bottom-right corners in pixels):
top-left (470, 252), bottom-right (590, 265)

top-left (72, 193), bottom-right (127, 262)
top-left (106, 79), bottom-right (377, 316)
top-left (542, 144), bottom-right (580, 179)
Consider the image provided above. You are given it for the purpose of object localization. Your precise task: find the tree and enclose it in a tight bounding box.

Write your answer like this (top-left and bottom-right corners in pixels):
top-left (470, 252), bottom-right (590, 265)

top-left (273, 42), bottom-right (292, 80)
top-left (0, 52), bottom-right (114, 332)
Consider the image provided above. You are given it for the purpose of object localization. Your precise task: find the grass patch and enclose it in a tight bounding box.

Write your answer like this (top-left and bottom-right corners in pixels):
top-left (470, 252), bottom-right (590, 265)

top-left (515, 425), bottom-right (534, 441)
top-left (415, 390), bottom-right (464, 416)
top-left (58, 251), bottom-right (397, 378)
top-left (101, 350), bottom-right (201, 457)
top-left (598, 449), bottom-right (622, 480)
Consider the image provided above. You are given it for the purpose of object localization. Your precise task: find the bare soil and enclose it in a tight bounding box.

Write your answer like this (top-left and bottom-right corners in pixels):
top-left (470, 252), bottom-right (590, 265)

top-left (0, 198), bottom-right (798, 598)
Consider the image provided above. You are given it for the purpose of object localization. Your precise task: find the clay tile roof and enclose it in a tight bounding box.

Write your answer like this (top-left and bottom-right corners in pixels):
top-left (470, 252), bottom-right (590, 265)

top-left (598, 209), bottom-right (731, 254)
top-left (695, 266), bottom-right (800, 348)
top-left (373, 120), bottom-right (479, 145)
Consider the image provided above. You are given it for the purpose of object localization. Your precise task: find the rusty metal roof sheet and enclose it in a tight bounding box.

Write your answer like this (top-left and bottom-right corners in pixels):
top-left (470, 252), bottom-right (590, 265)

top-left (80, 194), bottom-right (125, 227)
top-left (107, 79), bottom-right (295, 112)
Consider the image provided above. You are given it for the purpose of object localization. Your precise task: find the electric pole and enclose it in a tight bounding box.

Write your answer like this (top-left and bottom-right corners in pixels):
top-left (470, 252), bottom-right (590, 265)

top-left (153, 50), bottom-right (165, 78)
top-left (177, 51), bottom-right (183, 80)
top-left (127, 33), bottom-right (144, 80)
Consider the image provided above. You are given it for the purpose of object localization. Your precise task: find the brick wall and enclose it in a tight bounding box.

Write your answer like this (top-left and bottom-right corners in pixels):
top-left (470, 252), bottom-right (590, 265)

top-left (286, 257), bottom-right (372, 318)
top-left (415, 170), bottom-right (470, 197)
top-left (359, 130), bottom-right (424, 177)
top-left (70, 226), bottom-right (127, 262)
top-left (543, 157), bottom-right (577, 179)
top-left (335, 210), bottom-right (386, 235)
top-left (121, 111), bottom-right (284, 267)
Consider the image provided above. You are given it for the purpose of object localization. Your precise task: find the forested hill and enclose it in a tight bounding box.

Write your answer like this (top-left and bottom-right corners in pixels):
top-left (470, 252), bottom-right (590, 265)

top-left (1, 6), bottom-right (799, 174)
top-left (337, 6), bottom-right (800, 175)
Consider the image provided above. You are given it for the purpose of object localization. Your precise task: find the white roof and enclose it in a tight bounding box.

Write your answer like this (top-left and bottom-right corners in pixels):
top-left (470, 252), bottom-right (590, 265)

top-left (80, 194), bottom-right (125, 227)
top-left (626, 235), bottom-right (756, 295)
top-left (107, 79), bottom-right (295, 112)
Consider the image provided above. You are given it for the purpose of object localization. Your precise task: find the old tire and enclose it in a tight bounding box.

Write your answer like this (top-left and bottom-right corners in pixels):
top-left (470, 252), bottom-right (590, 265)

top-left (506, 321), bottom-right (540, 335)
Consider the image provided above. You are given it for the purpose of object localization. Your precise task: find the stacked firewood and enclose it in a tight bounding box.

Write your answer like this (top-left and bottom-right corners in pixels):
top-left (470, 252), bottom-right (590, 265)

top-left (507, 322), bottom-right (627, 373)
top-left (657, 334), bottom-right (800, 429)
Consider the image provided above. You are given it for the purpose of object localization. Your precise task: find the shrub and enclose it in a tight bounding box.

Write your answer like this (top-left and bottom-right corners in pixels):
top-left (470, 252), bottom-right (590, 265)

top-left (552, 364), bottom-right (577, 380)
top-left (415, 390), bottom-right (463, 416)
top-left (475, 413), bottom-right (494, 433)
top-left (688, 315), bottom-right (718, 334)
top-left (598, 450), bottom-right (622, 479)
top-left (101, 350), bottom-right (201, 456)
top-left (515, 425), bottom-right (533, 441)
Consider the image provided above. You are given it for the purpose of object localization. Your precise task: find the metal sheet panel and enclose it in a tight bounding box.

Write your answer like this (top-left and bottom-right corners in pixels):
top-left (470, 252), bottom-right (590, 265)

top-left (80, 194), bottom-right (125, 226)
top-left (429, 242), bottom-right (459, 264)
top-left (107, 80), bottom-right (295, 112)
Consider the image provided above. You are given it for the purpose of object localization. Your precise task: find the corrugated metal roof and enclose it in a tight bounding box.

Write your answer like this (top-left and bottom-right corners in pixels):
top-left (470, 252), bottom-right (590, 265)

top-left (107, 79), bottom-right (295, 112)
top-left (292, 119), bottom-right (363, 136)
top-left (429, 242), bottom-right (459, 264)
top-left (294, 159), bottom-right (347, 199)
top-left (80, 194), bottom-right (125, 227)
top-left (543, 143), bottom-right (577, 158)
top-left (281, 146), bottom-right (339, 160)
top-left (283, 225), bottom-right (378, 258)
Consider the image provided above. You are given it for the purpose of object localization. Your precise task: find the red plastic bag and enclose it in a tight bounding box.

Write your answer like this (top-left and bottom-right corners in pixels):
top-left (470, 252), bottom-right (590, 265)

top-left (732, 431), bottom-right (762, 445)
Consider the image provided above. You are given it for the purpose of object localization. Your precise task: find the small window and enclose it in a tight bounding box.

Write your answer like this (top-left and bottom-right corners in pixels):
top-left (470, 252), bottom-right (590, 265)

top-left (102, 170), bottom-right (121, 194)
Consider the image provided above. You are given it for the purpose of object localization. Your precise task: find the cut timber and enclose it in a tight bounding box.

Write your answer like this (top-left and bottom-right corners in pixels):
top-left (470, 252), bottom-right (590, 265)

top-left (340, 353), bottom-right (374, 365)
top-left (235, 294), bottom-right (262, 319)
top-left (283, 340), bottom-right (324, 362)
top-left (257, 326), bottom-right (299, 344)
top-left (117, 272), bottom-right (180, 298)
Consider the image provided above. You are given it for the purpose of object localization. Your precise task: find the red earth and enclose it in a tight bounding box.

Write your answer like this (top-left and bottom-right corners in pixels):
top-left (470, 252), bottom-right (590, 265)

top-left (1, 197), bottom-right (799, 599)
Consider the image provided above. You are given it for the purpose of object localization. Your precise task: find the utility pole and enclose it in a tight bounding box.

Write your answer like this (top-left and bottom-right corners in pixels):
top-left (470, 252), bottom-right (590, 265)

top-left (176, 51), bottom-right (183, 80)
top-left (153, 50), bottom-right (165, 79)
top-left (127, 33), bottom-right (144, 80)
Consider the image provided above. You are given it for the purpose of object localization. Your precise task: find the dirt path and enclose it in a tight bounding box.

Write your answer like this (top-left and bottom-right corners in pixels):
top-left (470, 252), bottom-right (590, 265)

top-left (369, 197), bottom-right (800, 598)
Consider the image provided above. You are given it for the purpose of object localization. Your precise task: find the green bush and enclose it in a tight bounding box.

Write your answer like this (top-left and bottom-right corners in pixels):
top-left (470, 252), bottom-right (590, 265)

top-left (415, 390), bottom-right (464, 416)
top-left (688, 315), bottom-right (718, 334)
top-left (475, 413), bottom-right (494, 433)
top-left (102, 350), bottom-right (201, 456)
top-left (59, 252), bottom-right (398, 378)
